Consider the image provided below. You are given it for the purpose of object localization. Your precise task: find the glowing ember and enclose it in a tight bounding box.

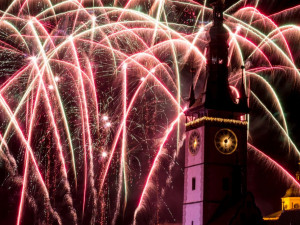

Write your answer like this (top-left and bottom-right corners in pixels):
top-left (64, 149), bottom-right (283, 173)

top-left (102, 151), bottom-right (108, 158)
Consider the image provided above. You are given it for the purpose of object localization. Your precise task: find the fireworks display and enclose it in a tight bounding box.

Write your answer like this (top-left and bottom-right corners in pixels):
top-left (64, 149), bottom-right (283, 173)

top-left (0, 0), bottom-right (299, 224)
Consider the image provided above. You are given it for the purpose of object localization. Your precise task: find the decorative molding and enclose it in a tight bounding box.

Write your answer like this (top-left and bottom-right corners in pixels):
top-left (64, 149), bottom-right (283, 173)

top-left (186, 116), bottom-right (247, 131)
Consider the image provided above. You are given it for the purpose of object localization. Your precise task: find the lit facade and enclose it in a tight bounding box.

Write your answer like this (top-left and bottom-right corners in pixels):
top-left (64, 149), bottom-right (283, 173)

top-left (282, 197), bottom-right (300, 210)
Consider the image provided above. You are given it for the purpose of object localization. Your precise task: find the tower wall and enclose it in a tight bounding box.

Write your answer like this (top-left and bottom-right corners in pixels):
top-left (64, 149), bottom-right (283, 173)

top-left (183, 118), bottom-right (247, 225)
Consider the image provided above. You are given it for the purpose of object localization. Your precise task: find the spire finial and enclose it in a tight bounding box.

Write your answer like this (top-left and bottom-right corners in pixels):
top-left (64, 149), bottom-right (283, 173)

top-left (237, 65), bottom-right (250, 112)
top-left (188, 67), bottom-right (196, 107)
top-left (296, 160), bottom-right (300, 182)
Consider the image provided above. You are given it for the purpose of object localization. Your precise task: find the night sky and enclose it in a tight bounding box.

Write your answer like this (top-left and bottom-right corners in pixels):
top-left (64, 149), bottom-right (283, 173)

top-left (242, 0), bottom-right (300, 216)
top-left (213, 0), bottom-right (300, 217)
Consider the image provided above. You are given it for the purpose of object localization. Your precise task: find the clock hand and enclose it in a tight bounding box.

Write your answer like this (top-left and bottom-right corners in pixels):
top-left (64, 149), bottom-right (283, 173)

top-left (224, 141), bottom-right (229, 147)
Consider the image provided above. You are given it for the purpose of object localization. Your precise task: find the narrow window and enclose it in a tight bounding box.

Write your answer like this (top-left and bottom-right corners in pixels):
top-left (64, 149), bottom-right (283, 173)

top-left (222, 178), bottom-right (229, 191)
top-left (192, 221), bottom-right (194, 225)
top-left (192, 177), bottom-right (196, 190)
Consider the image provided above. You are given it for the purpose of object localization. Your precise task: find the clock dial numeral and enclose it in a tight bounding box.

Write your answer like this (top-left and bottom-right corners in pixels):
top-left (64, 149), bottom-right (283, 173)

top-left (214, 128), bottom-right (238, 155)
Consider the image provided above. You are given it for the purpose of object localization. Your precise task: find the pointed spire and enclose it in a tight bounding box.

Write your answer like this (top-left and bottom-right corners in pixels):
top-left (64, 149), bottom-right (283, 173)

top-left (238, 65), bottom-right (250, 112)
top-left (186, 0), bottom-right (250, 115)
top-left (188, 67), bottom-right (196, 107)
top-left (296, 160), bottom-right (300, 182)
top-left (189, 85), bottom-right (196, 107)
top-left (203, 0), bottom-right (233, 111)
top-left (239, 65), bottom-right (247, 98)
top-left (211, 0), bottom-right (225, 25)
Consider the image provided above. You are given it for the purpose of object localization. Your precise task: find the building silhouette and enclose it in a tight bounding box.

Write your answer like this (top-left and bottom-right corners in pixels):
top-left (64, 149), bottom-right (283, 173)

top-left (263, 162), bottom-right (300, 225)
top-left (183, 1), bottom-right (263, 224)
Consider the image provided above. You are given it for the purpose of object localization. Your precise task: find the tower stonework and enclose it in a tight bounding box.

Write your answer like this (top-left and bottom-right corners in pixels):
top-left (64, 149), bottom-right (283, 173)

top-left (183, 118), bottom-right (248, 225)
top-left (183, 1), bottom-right (250, 225)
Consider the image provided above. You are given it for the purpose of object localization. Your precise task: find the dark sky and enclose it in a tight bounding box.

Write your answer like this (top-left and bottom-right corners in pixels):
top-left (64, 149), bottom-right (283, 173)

top-left (225, 0), bottom-right (299, 14)
top-left (227, 0), bottom-right (300, 217)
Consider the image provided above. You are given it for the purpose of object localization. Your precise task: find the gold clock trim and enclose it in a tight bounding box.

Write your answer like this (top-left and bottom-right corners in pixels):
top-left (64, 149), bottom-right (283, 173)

top-left (188, 130), bottom-right (201, 155)
top-left (185, 116), bottom-right (247, 131)
top-left (214, 128), bottom-right (238, 155)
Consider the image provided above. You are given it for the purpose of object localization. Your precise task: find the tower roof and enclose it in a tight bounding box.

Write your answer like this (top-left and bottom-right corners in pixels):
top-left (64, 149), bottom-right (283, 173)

top-left (282, 160), bottom-right (300, 198)
top-left (296, 161), bottom-right (300, 181)
top-left (283, 187), bottom-right (300, 198)
top-left (185, 0), bottom-right (249, 116)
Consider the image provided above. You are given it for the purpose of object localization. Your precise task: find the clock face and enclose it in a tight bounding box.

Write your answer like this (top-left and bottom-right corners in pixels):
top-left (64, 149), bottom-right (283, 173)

top-left (214, 128), bottom-right (238, 155)
top-left (189, 130), bottom-right (201, 155)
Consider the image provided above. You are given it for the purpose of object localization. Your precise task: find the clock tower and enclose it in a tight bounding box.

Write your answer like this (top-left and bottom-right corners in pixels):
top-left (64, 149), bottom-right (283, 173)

top-left (183, 1), bottom-right (250, 225)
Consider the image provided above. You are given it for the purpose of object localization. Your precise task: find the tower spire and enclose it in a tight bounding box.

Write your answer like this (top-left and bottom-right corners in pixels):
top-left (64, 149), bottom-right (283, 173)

top-left (296, 160), bottom-right (300, 182)
top-left (185, 0), bottom-right (249, 116)
top-left (238, 65), bottom-right (250, 112)
top-left (203, 0), bottom-right (235, 111)
top-left (188, 67), bottom-right (196, 107)
top-left (199, 0), bottom-right (249, 113)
